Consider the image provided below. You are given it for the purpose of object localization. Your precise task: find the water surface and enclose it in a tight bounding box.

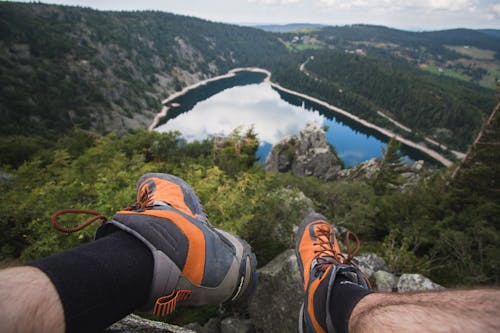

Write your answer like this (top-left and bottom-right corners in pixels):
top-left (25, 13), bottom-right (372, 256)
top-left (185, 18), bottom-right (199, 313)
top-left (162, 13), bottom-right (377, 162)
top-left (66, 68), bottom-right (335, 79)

top-left (155, 72), bottom-right (436, 167)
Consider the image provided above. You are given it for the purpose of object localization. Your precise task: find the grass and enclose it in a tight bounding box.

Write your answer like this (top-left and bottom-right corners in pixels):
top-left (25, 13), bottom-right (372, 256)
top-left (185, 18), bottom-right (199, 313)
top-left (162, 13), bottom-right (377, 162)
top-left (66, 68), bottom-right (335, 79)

top-left (445, 45), bottom-right (496, 60)
top-left (419, 64), bottom-right (468, 81)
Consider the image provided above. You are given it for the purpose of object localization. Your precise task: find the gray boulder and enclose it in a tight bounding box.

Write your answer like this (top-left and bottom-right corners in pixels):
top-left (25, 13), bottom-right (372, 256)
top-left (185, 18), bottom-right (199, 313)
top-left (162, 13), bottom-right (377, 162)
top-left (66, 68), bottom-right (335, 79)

top-left (248, 249), bottom-right (303, 332)
top-left (220, 317), bottom-right (254, 333)
top-left (266, 124), bottom-right (342, 181)
top-left (107, 314), bottom-right (196, 333)
top-left (373, 270), bottom-right (398, 292)
top-left (338, 158), bottom-right (380, 180)
top-left (411, 160), bottom-right (424, 172)
top-left (355, 253), bottom-right (389, 279)
top-left (397, 274), bottom-right (445, 292)
top-left (184, 318), bottom-right (220, 333)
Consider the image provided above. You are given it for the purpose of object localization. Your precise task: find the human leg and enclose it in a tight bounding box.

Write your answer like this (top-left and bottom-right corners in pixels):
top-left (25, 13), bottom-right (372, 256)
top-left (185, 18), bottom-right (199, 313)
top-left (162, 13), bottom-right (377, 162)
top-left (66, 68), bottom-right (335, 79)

top-left (0, 266), bottom-right (65, 333)
top-left (349, 288), bottom-right (500, 333)
top-left (29, 229), bottom-right (154, 333)
top-left (0, 173), bottom-right (257, 333)
top-left (295, 213), bottom-right (500, 333)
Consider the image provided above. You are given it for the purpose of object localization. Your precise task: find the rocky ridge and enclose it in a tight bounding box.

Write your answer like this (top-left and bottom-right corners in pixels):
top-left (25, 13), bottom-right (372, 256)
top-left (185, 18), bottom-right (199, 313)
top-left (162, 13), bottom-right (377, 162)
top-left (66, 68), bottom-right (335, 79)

top-left (266, 124), bottom-right (425, 187)
top-left (265, 123), bottom-right (342, 180)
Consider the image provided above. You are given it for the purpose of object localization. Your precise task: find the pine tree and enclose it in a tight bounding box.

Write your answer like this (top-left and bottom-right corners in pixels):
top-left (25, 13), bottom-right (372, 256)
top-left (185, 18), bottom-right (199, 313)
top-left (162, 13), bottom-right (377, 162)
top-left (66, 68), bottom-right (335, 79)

top-left (373, 137), bottom-right (405, 194)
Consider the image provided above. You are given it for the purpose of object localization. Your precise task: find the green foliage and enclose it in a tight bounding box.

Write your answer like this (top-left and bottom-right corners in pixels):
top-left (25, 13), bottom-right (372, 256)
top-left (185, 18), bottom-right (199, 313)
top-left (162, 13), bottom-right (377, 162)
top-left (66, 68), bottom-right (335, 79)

top-left (213, 128), bottom-right (259, 177)
top-left (0, 135), bottom-right (51, 168)
top-left (381, 229), bottom-right (431, 275)
top-left (1, 125), bottom-right (499, 286)
top-left (372, 137), bottom-right (406, 194)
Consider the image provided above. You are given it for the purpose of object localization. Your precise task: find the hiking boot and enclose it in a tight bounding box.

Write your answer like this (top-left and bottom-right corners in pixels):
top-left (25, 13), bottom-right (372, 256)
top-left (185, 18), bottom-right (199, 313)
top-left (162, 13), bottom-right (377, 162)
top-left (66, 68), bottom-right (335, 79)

top-left (296, 213), bottom-right (370, 333)
top-left (96, 173), bottom-right (257, 316)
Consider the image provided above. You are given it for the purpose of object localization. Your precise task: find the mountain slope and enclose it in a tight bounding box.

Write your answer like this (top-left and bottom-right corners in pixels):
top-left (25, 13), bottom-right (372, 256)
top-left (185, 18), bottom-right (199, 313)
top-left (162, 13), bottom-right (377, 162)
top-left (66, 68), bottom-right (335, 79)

top-left (0, 4), bottom-right (496, 153)
top-left (0, 2), bottom-right (286, 138)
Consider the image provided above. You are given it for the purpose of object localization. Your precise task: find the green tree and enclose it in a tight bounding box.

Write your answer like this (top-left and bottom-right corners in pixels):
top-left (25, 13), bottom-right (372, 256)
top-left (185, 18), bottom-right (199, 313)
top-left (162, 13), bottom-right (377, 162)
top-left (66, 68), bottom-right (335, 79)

top-left (372, 137), bottom-right (405, 194)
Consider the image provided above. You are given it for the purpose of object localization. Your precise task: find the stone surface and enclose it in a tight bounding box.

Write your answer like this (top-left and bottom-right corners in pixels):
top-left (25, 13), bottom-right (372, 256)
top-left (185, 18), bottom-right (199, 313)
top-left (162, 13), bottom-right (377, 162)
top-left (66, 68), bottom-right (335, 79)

top-left (220, 317), bottom-right (254, 333)
top-left (106, 314), bottom-right (196, 333)
top-left (184, 318), bottom-right (221, 333)
top-left (338, 158), bottom-right (380, 180)
top-left (355, 253), bottom-right (389, 279)
top-left (411, 160), bottom-right (424, 172)
top-left (373, 270), bottom-right (398, 292)
top-left (397, 274), bottom-right (445, 292)
top-left (265, 124), bottom-right (342, 181)
top-left (248, 249), bottom-right (303, 333)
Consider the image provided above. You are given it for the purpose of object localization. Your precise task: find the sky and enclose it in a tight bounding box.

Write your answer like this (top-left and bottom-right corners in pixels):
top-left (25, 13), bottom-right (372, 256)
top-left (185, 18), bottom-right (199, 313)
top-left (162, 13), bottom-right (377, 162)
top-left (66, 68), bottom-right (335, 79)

top-left (12, 0), bottom-right (500, 30)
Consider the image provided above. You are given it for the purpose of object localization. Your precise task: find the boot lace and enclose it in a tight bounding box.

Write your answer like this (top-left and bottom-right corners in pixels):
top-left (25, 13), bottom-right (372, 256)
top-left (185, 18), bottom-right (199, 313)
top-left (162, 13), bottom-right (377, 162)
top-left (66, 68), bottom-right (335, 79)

top-left (50, 183), bottom-right (155, 233)
top-left (313, 225), bottom-right (361, 273)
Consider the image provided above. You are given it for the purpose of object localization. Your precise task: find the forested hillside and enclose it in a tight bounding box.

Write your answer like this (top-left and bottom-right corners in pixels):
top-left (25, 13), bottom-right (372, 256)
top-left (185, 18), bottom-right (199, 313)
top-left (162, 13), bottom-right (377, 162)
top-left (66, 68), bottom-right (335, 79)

top-left (0, 2), bottom-right (286, 138)
top-left (1, 2), bottom-right (498, 153)
top-left (272, 25), bottom-right (499, 150)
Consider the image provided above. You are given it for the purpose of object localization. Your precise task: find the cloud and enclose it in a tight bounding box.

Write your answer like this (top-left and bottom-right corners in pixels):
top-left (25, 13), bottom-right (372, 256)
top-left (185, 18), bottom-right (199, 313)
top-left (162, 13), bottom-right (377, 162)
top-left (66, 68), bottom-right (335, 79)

top-left (492, 3), bottom-right (500, 17)
top-left (317, 0), bottom-right (478, 12)
top-left (247, 0), bottom-right (301, 4)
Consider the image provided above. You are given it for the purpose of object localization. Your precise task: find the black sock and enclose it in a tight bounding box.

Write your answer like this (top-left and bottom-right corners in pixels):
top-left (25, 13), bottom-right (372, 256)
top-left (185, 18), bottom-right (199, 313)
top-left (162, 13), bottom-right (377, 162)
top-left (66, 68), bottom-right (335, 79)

top-left (29, 230), bottom-right (154, 333)
top-left (329, 274), bottom-right (371, 333)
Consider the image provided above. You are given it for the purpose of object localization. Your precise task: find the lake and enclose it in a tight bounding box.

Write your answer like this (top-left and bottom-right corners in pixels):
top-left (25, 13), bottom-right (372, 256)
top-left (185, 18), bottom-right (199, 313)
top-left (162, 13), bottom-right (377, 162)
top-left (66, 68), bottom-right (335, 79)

top-left (155, 71), bottom-right (437, 168)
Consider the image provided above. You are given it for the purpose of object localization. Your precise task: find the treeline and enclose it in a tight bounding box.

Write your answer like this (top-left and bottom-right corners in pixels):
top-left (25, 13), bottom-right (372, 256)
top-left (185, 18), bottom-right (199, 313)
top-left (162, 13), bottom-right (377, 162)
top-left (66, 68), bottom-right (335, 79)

top-left (281, 24), bottom-right (500, 62)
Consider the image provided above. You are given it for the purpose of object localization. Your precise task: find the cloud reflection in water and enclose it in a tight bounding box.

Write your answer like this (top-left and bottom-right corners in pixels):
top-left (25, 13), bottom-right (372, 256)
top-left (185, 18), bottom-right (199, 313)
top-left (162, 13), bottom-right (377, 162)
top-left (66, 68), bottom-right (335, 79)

top-left (155, 83), bottom-right (324, 145)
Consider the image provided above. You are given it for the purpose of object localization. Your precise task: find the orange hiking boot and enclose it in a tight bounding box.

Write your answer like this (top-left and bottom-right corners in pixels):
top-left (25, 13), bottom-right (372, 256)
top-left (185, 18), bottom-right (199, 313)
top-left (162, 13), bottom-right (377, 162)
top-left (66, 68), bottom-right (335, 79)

top-left (96, 173), bottom-right (257, 315)
top-left (296, 213), bottom-right (370, 333)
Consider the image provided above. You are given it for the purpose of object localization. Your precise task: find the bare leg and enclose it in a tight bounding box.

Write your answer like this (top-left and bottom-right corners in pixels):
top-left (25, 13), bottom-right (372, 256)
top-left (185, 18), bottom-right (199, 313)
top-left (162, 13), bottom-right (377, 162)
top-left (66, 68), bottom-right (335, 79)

top-left (349, 289), bottom-right (500, 333)
top-left (0, 266), bottom-right (65, 333)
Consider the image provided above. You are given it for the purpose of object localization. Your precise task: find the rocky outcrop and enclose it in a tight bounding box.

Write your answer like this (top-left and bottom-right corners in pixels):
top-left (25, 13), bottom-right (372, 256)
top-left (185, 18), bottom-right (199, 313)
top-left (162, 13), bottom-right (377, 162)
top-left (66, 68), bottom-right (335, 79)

top-left (248, 249), bottom-right (303, 332)
top-left (355, 253), bottom-right (389, 278)
top-left (338, 157), bottom-right (425, 184)
top-left (265, 124), bottom-right (342, 181)
top-left (397, 274), bottom-right (445, 292)
top-left (355, 255), bottom-right (445, 293)
top-left (373, 270), bottom-right (398, 292)
top-left (338, 158), bottom-right (380, 180)
top-left (220, 317), bottom-right (254, 333)
top-left (107, 314), bottom-right (196, 333)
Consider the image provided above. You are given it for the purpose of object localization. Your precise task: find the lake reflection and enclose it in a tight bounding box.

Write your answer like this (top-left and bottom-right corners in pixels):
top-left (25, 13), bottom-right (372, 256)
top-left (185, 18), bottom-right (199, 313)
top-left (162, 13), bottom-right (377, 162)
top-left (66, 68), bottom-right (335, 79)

top-left (156, 82), bottom-right (389, 167)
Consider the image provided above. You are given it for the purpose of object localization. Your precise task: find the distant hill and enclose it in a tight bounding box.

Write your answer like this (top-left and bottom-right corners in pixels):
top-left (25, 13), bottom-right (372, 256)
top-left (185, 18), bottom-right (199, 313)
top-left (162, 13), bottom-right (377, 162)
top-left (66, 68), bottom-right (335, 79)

top-left (254, 23), bottom-right (327, 32)
top-left (478, 29), bottom-right (500, 39)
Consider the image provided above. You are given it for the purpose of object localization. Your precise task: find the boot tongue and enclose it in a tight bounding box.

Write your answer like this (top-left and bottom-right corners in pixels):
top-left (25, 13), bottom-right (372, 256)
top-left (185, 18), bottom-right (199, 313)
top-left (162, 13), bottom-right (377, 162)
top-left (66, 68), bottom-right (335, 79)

top-left (312, 257), bottom-right (338, 277)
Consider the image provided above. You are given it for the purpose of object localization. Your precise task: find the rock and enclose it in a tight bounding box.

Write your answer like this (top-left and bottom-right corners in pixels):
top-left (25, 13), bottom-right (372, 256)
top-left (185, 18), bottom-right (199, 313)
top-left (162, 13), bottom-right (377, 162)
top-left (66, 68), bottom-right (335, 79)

top-left (184, 318), bottom-right (221, 333)
top-left (265, 124), bottom-right (342, 181)
top-left (355, 253), bottom-right (389, 279)
top-left (220, 317), bottom-right (254, 333)
top-left (373, 270), bottom-right (398, 292)
top-left (0, 172), bottom-right (14, 185)
top-left (411, 160), bottom-right (424, 172)
top-left (248, 249), bottom-right (303, 332)
top-left (106, 314), bottom-right (196, 333)
top-left (268, 188), bottom-right (315, 247)
top-left (183, 322), bottom-right (205, 333)
top-left (338, 158), bottom-right (380, 180)
top-left (265, 136), bottom-right (296, 172)
top-left (397, 274), bottom-right (445, 292)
